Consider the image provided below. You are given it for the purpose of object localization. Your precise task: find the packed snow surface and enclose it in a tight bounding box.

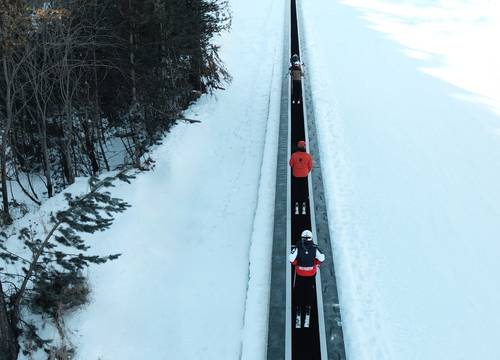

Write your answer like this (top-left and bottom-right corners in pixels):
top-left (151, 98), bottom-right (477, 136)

top-left (64, 0), bottom-right (285, 358)
top-left (300, 0), bottom-right (500, 359)
top-left (12, 0), bottom-right (500, 359)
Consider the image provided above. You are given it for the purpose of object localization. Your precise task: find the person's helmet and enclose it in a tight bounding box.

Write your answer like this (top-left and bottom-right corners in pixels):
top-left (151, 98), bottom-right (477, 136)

top-left (301, 230), bottom-right (313, 241)
top-left (297, 140), bottom-right (306, 149)
top-left (291, 54), bottom-right (299, 62)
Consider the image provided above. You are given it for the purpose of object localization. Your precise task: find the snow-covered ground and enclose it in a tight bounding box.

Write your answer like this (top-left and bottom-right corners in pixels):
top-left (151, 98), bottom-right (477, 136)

top-left (61, 0), bottom-right (285, 358)
top-left (10, 0), bottom-right (500, 359)
top-left (301, 0), bottom-right (500, 359)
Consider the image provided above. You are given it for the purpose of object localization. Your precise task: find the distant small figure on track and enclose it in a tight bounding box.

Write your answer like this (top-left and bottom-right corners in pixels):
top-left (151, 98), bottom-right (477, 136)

top-left (289, 53), bottom-right (304, 104)
top-left (289, 230), bottom-right (325, 328)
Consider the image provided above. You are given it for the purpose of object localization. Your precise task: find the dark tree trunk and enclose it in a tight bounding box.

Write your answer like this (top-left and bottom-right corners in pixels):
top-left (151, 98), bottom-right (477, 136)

top-left (0, 144), bottom-right (12, 225)
top-left (128, 0), bottom-right (141, 169)
top-left (1, 54), bottom-right (13, 225)
top-left (0, 282), bottom-right (18, 360)
top-left (97, 124), bottom-right (110, 172)
top-left (91, 34), bottom-right (109, 172)
top-left (39, 116), bottom-right (53, 197)
top-left (63, 111), bottom-right (75, 184)
top-left (83, 121), bottom-right (99, 175)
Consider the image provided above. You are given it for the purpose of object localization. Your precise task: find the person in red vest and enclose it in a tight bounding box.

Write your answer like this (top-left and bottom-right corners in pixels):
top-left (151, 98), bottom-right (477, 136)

top-left (289, 229), bottom-right (325, 328)
top-left (289, 140), bottom-right (313, 215)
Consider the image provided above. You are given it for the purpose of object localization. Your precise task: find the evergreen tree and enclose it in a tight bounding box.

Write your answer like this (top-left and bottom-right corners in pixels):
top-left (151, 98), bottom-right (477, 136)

top-left (1, 0), bottom-right (231, 220)
top-left (0, 0), bottom-right (232, 355)
top-left (0, 170), bottom-right (133, 359)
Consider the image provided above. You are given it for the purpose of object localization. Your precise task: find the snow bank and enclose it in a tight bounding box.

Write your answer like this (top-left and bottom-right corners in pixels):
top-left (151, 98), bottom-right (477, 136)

top-left (63, 0), bottom-right (285, 359)
top-left (301, 0), bottom-right (500, 359)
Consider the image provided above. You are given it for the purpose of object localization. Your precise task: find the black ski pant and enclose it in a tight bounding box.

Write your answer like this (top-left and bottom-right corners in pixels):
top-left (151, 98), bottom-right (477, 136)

top-left (292, 80), bottom-right (302, 102)
top-left (291, 176), bottom-right (308, 204)
top-left (294, 274), bottom-right (316, 308)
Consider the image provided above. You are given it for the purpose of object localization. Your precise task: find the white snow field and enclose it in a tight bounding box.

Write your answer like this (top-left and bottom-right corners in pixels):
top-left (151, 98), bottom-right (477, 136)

top-left (12, 0), bottom-right (500, 359)
top-left (300, 0), bottom-right (500, 359)
top-left (65, 0), bottom-right (285, 358)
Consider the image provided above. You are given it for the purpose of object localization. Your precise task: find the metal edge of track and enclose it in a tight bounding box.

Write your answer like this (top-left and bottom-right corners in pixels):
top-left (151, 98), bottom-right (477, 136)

top-left (304, 72), bottom-right (329, 360)
top-left (296, 0), bottom-right (348, 358)
top-left (285, 3), bottom-right (293, 358)
top-left (296, 3), bottom-right (329, 359)
top-left (266, 0), bottom-right (291, 357)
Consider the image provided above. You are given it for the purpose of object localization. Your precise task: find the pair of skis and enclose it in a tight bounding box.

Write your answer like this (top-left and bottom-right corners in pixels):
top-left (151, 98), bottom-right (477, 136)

top-left (295, 306), bottom-right (311, 328)
top-left (295, 201), bottom-right (307, 215)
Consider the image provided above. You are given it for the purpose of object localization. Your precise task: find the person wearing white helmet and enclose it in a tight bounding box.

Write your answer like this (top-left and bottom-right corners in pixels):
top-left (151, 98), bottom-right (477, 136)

top-left (289, 229), bottom-right (325, 328)
top-left (288, 54), bottom-right (304, 104)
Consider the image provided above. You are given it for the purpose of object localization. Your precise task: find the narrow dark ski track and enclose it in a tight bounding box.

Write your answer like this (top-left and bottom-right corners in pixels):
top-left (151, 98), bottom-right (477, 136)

top-left (267, 0), bottom-right (347, 359)
top-left (289, 0), bottom-right (320, 358)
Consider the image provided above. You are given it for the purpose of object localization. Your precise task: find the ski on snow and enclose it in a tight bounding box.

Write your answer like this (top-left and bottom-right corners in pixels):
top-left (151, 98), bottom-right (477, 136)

top-left (304, 306), bottom-right (311, 328)
top-left (295, 202), bottom-right (307, 215)
top-left (295, 307), bottom-right (301, 328)
top-left (295, 306), bottom-right (311, 329)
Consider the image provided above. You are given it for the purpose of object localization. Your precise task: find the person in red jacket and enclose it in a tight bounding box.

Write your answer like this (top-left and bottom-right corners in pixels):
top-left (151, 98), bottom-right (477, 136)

top-left (289, 140), bottom-right (312, 177)
top-left (289, 230), bottom-right (325, 328)
top-left (289, 140), bottom-right (313, 215)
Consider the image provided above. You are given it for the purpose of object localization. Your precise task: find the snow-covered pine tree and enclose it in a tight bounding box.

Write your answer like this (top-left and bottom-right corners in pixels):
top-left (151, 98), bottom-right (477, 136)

top-left (0, 170), bottom-right (134, 360)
